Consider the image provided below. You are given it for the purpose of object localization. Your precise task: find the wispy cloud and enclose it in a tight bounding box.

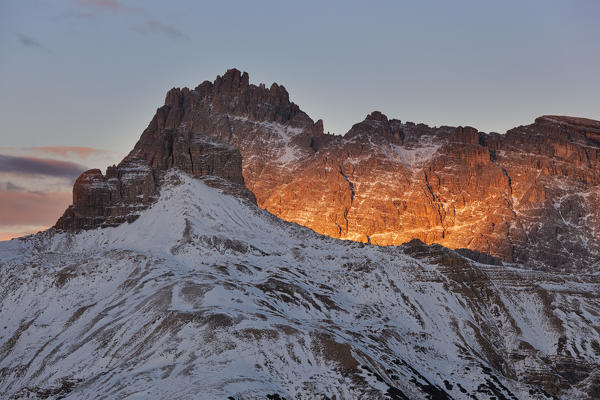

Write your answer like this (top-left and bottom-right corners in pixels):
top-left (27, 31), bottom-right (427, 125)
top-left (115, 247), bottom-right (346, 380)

top-left (0, 156), bottom-right (81, 240)
top-left (133, 20), bottom-right (187, 39)
top-left (17, 33), bottom-right (45, 49)
top-left (28, 146), bottom-right (108, 160)
top-left (56, 0), bottom-right (123, 20)
top-left (0, 182), bottom-right (27, 191)
top-left (68, 0), bottom-right (186, 40)
top-left (0, 155), bottom-right (86, 179)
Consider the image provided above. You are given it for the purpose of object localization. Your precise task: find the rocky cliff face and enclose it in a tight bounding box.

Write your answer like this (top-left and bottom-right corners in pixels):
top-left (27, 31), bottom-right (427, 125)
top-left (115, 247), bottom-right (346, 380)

top-left (286, 113), bottom-right (600, 271)
top-left (55, 133), bottom-right (253, 230)
top-left (258, 112), bottom-right (600, 272)
top-left (56, 69), bottom-right (600, 271)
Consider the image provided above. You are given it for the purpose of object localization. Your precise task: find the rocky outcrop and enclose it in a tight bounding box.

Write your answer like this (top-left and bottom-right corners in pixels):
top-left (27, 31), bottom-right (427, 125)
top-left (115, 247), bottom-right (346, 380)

top-left (56, 69), bottom-right (600, 271)
top-left (260, 113), bottom-right (600, 271)
top-left (55, 133), bottom-right (253, 230)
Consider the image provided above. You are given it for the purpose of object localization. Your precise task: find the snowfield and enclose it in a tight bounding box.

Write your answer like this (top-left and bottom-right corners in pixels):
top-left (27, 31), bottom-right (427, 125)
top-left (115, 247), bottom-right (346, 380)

top-left (0, 171), bottom-right (598, 399)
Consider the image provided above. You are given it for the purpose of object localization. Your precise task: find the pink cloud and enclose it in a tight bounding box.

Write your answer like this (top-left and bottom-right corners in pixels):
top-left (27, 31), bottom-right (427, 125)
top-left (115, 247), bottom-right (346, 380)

top-left (29, 146), bottom-right (106, 160)
top-left (0, 154), bottom-right (86, 178)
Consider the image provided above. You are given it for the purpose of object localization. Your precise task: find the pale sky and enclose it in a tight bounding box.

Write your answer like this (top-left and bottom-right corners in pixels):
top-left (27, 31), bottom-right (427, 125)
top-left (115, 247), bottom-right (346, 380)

top-left (1, 0), bottom-right (599, 239)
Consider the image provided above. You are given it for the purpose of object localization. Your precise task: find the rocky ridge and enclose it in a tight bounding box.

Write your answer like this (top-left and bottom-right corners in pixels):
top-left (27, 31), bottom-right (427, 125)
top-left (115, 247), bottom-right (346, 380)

top-left (55, 133), bottom-right (253, 230)
top-left (97, 68), bottom-right (598, 271)
top-left (55, 68), bottom-right (600, 272)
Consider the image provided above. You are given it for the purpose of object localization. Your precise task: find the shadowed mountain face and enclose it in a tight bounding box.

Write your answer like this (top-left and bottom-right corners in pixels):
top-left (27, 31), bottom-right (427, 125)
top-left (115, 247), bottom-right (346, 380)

top-left (58, 69), bottom-right (600, 271)
top-left (54, 133), bottom-right (255, 230)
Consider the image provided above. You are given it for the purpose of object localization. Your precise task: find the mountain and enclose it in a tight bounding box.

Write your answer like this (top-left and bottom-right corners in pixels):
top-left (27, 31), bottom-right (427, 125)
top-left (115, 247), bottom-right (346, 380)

top-left (2, 170), bottom-right (599, 399)
top-left (1, 70), bottom-right (599, 399)
top-left (64, 68), bottom-right (598, 271)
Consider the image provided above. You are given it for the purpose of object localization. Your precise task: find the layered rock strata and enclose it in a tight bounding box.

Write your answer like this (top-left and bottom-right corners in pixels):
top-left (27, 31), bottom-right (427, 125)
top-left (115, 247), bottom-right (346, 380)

top-left (56, 69), bottom-right (600, 271)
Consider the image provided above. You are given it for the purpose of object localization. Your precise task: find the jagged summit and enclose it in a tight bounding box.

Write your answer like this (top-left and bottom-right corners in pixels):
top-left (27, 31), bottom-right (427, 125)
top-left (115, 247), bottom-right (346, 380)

top-left (365, 110), bottom-right (390, 123)
top-left (54, 69), bottom-right (600, 272)
top-left (54, 69), bottom-right (322, 231)
top-left (164, 68), bottom-right (308, 126)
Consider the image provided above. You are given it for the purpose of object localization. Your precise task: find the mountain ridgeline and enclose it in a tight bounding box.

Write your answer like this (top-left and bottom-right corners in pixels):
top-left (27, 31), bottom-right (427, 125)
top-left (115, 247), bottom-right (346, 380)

top-left (56, 68), bottom-right (600, 271)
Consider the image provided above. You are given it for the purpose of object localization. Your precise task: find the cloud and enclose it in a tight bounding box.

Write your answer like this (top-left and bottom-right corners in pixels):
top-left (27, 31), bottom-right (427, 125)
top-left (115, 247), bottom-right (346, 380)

top-left (0, 154), bottom-right (86, 179)
top-left (17, 33), bottom-right (45, 49)
top-left (57, 0), bottom-right (126, 20)
top-left (133, 20), bottom-right (187, 39)
top-left (69, 0), bottom-right (183, 40)
top-left (28, 146), bottom-right (108, 160)
top-left (0, 182), bottom-right (27, 191)
top-left (0, 190), bottom-right (71, 227)
top-left (0, 156), bottom-right (79, 240)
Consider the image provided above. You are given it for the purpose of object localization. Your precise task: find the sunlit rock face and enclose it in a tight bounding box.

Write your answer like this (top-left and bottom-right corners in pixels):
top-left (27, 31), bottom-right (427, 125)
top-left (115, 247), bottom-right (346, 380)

top-left (113, 69), bottom-right (597, 271)
top-left (257, 114), bottom-right (600, 272)
top-left (57, 69), bottom-right (600, 271)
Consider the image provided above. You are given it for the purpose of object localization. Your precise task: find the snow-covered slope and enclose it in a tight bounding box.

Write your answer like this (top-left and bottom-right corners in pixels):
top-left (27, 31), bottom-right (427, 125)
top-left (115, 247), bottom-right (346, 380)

top-left (1, 172), bottom-right (599, 399)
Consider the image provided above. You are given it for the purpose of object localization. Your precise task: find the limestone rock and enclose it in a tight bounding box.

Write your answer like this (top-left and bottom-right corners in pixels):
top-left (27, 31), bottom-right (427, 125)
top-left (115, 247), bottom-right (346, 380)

top-left (55, 134), bottom-right (252, 231)
top-left (55, 69), bottom-right (600, 272)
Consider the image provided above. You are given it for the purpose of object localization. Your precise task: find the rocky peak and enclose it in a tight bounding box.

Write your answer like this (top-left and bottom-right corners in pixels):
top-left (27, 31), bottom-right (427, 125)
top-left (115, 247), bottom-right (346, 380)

top-left (365, 110), bottom-right (389, 123)
top-left (187, 68), bottom-right (305, 125)
top-left (164, 87), bottom-right (185, 108)
top-left (55, 132), bottom-right (254, 231)
top-left (214, 68), bottom-right (250, 92)
top-left (452, 126), bottom-right (481, 145)
top-left (345, 111), bottom-right (404, 143)
top-left (52, 69), bottom-right (600, 273)
top-left (537, 115), bottom-right (600, 131)
top-left (534, 115), bottom-right (600, 149)
top-left (57, 69), bottom-right (327, 232)
top-left (312, 119), bottom-right (324, 136)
